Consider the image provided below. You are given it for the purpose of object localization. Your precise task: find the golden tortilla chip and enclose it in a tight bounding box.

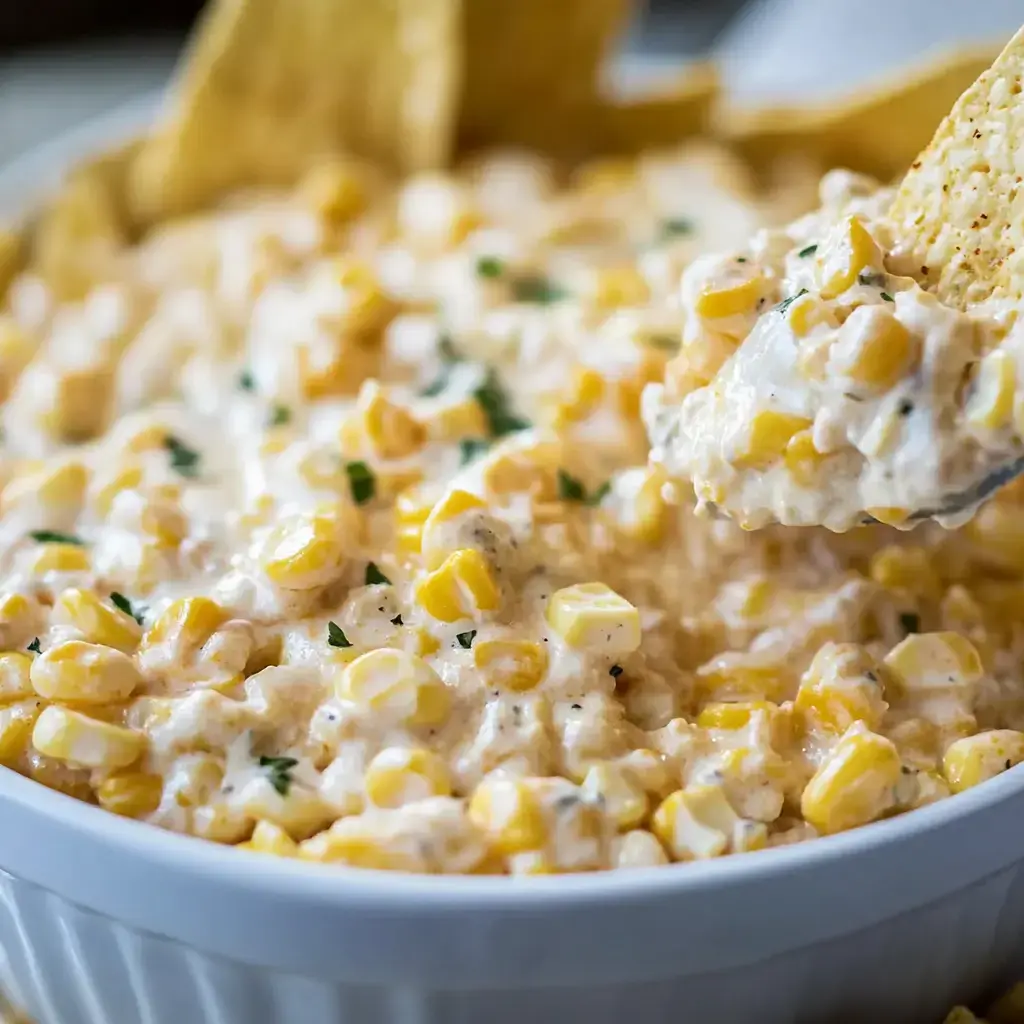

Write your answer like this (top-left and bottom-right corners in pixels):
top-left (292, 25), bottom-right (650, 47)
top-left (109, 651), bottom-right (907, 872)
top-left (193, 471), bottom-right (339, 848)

top-left (457, 0), bottom-right (635, 159)
top-left (720, 47), bottom-right (997, 187)
top-left (128, 0), bottom-right (460, 226)
top-left (889, 27), bottom-right (1024, 309)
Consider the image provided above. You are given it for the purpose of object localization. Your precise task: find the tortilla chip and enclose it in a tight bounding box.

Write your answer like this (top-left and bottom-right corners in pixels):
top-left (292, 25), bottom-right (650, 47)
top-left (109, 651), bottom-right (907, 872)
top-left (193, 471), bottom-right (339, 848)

top-left (457, 0), bottom-right (635, 159)
top-left (888, 28), bottom-right (1024, 309)
top-left (128, 0), bottom-right (460, 226)
top-left (720, 47), bottom-right (997, 188)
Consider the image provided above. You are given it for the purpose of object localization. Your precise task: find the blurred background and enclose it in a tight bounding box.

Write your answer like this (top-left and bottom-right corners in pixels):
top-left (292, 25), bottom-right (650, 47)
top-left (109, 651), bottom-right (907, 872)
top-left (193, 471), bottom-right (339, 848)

top-left (1, 0), bottom-right (1023, 168)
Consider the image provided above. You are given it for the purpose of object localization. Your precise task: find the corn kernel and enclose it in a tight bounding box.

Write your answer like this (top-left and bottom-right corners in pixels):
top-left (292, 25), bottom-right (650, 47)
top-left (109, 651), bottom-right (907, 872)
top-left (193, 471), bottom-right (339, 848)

top-left (614, 829), bottom-right (670, 869)
top-left (364, 746), bottom-right (451, 808)
top-left (355, 380), bottom-right (426, 460)
top-left (468, 777), bottom-right (546, 855)
top-left (697, 701), bottom-right (778, 730)
top-left (817, 216), bottom-right (881, 299)
top-left (587, 266), bottom-right (650, 311)
top-left (97, 771), bottom-right (163, 818)
top-left (394, 485), bottom-right (434, 555)
top-left (0, 652), bottom-right (33, 702)
top-left (651, 784), bottom-right (750, 861)
top-left (787, 293), bottom-right (832, 338)
top-left (140, 596), bottom-right (228, 654)
top-left (694, 265), bottom-right (766, 322)
top-left (800, 727), bottom-right (901, 834)
top-left (331, 259), bottom-right (396, 339)
top-left (262, 507), bottom-right (351, 589)
top-left (620, 467), bottom-right (669, 544)
top-left (481, 449), bottom-right (559, 502)
top-left (554, 366), bottom-right (606, 426)
top-left (794, 643), bottom-right (888, 733)
top-left (866, 506), bottom-right (910, 527)
top-left (581, 762), bottom-right (647, 830)
top-left (0, 592), bottom-right (44, 651)
top-left (967, 349), bottom-right (1016, 430)
top-left (546, 583), bottom-right (641, 656)
top-left (28, 543), bottom-right (90, 575)
top-left (298, 159), bottom-right (367, 224)
top-left (735, 411), bottom-right (812, 470)
top-left (783, 429), bottom-right (828, 487)
top-left (828, 306), bottom-right (919, 390)
top-left (426, 399), bottom-right (487, 442)
top-left (242, 819), bottom-right (299, 857)
top-left (90, 464), bottom-right (144, 518)
top-left (415, 549), bottom-right (501, 623)
top-left (30, 640), bottom-right (141, 703)
top-left (3, 459), bottom-right (88, 515)
top-left (883, 632), bottom-right (983, 694)
top-left (52, 588), bottom-right (142, 653)
top-left (43, 366), bottom-right (115, 442)
top-left (869, 545), bottom-right (941, 596)
top-left (473, 639), bottom-right (548, 692)
top-left (0, 316), bottom-right (35, 400)
top-left (32, 705), bottom-right (145, 769)
top-left (337, 648), bottom-right (450, 726)
top-left (0, 698), bottom-right (43, 763)
top-left (420, 489), bottom-right (486, 570)
top-left (298, 828), bottom-right (420, 871)
top-left (942, 729), bottom-right (1024, 793)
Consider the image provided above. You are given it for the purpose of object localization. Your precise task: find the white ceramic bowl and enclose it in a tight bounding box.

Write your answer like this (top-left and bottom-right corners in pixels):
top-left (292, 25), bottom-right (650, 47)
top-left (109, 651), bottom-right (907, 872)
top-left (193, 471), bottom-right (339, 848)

top-left (4, 104), bottom-right (1024, 1024)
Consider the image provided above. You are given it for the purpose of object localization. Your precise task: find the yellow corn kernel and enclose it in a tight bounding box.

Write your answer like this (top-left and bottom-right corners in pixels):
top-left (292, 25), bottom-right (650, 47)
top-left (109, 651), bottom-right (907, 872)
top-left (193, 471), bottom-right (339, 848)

top-left (942, 729), bottom-right (1024, 793)
top-left (735, 411), bottom-right (812, 470)
top-left (883, 632), bottom-right (983, 694)
top-left (620, 466), bottom-right (669, 544)
top-left (573, 157), bottom-right (635, 195)
top-left (694, 266), bottom-right (765, 321)
top-left (546, 583), bottom-right (641, 656)
top-left (581, 763), bottom-right (647, 831)
top-left (967, 349), bottom-right (1016, 430)
top-left (394, 485), bottom-right (434, 555)
top-left (97, 771), bottom-right (163, 818)
top-left (0, 698), bottom-right (43, 763)
top-left (52, 588), bottom-right (142, 653)
top-left (866, 506), bottom-right (910, 527)
top-left (262, 507), bottom-right (351, 589)
top-left (298, 829), bottom-right (420, 871)
top-left (794, 643), bottom-right (888, 733)
top-left (242, 819), bottom-right (299, 857)
top-left (415, 549), bottom-right (501, 623)
top-left (697, 701), bottom-right (778, 730)
top-left (481, 449), bottom-right (559, 502)
top-left (140, 596), bottom-right (228, 653)
top-left (0, 652), bottom-right (33, 703)
top-left (90, 464), bottom-right (144, 518)
top-left (356, 381), bottom-right (426, 460)
top-left (783, 429), bottom-right (827, 487)
top-left (651, 784), bottom-right (750, 861)
top-left (0, 592), bottom-right (44, 650)
top-left (364, 746), bottom-right (451, 808)
top-left (3, 459), bottom-right (88, 514)
top-left (554, 366), bottom-right (606, 425)
top-left (473, 639), bottom-right (548, 692)
top-left (869, 545), bottom-right (942, 596)
top-left (32, 705), bottom-right (145, 769)
top-left (787, 293), bottom-right (832, 338)
top-left (297, 339), bottom-right (378, 401)
top-left (614, 829), bottom-right (670, 869)
top-left (468, 777), bottom-right (546, 855)
top-left (828, 306), bottom-right (919, 390)
top-left (337, 648), bottom-right (450, 726)
top-left (331, 259), bottom-right (396, 340)
top-left (30, 640), bottom-right (140, 703)
top-left (28, 542), bottom-right (90, 574)
top-left (588, 266), bottom-right (650, 311)
top-left (800, 727), bottom-right (901, 834)
top-left (402, 626), bottom-right (441, 658)
top-left (426, 398), bottom-right (487, 442)
top-left (297, 159), bottom-right (367, 225)
top-left (420, 489), bottom-right (486, 570)
top-left (817, 216), bottom-right (881, 299)
top-left (0, 316), bottom-right (35, 399)
top-left (42, 366), bottom-right (114, 442)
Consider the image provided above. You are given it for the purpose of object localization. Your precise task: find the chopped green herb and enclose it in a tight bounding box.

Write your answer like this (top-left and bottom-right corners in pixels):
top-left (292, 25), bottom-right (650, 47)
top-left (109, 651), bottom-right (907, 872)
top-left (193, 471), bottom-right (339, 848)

top-left (557, 469), bottom-right (587, 502)
top-left (110, 592), bottom-right (144, 625)
top-left (660, 217), bottom-right (695, 240)
top-left (327, 621), bottom-right (352, 648)
top-left (259, 755), bottom-right (298, 797)
top-left (474, 369), bottom-right (531, 437)
top-left (774, 289), bottom-right (808, 315)
top-left (164, 435), bottom-right (200, 478)
top-left (736, 257), bottom-right (747, 263)
top-left (28, 530), bottom-right (83, 546)
top-left (609, 664), bottom-right (623, 678)
top-left (858, 272), bottom-right (886, 288)
top-left (511, 274), bottom-right (566, 305)
top-left (646, 335), bottom-right (681, 352)
top-left (365, 562), bottom-right (391, 586)
top-left (459, 438), bottom-right (491, 465)
top-left (797, 244), bottom-right (818, 258)
top-left (587, 481), bottom-right (612, 507)
top-left (269, 404), bottom-right (291, 427)
top-left (475, 255), bottom-right (504, 279)
top-left (899, 612), bottom-right (920, 635)
top-left (898, 399), bottom-right (915, 417)
top-left (238, 369), bottom-right (255, 391)
top-left (26, 637), bottom-right (41, 654)
top-left (881, 292), bottom-right (895, 303)
top-left (390, 614), bottom-right (403, 626)
top-left (456, 630), bottom-right (477, 649)
top-left (344, 461), bottom-right (375, 505)
top-left (420, 336), bottom-right (463, 397)
top-left (437, 336), bottom-right (461, 363)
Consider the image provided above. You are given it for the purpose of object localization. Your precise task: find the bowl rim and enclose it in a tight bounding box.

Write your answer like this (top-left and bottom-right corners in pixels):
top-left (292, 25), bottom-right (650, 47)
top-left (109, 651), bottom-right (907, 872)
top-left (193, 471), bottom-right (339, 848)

top-left (4, 90), bottom-right (1024, 914)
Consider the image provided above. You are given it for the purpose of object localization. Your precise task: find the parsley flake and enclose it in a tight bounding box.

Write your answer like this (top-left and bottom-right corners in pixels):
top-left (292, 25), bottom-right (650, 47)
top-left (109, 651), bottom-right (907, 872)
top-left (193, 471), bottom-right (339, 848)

top-left (774, 289), bottom-right (808, 315)
top-left (881, 292), bottom-right (895, 303)
top-left (899, 612), bottom-right (921, 636)
top-left (474, 370), bottom-right (531, 437)
top-left (110, 592), bottom-right (144, 625)
top-left (238, 369), bottom-right (255, 391)
top-left (327, 621), bottom-right (352, 648)
top-left (797, 244), bottom-right (818, 258)
top-left (557, 469), bottom-right (587, 502)
top-left (390, 614), bottom-right (404, 626)
top-left (259, 755), bottom-right (298, 797)
top-left (511, 274), bottom-right (566, 305)
top-left (858, 272), bottom-right (886, 288)
top-left (164, 435), bottom-right (200, 478)
top-left (660, 217), bottom-right (695, 240)
top-left (609, 664), bottom-right (623, 678)
top-left (420, 336), bottom-right (462, 397)
top-left (459, 438), bottom-right (491, 465)
top-left (365, 562), bottom-right (391, 586)
top-left (26, 637), bottom-right (41, 654)
top-left (456, 630), bottom-right (477, 649)
top-left (28, 530), bottom-right (83, 546)
top-left (344, 461), bottom-right (375, 505)
top-left (269, 404), bottom-right (291, 427)
top-left (475, 256), bottom-right (504, 279)
top-left (588, 481), bottom-right (612, 506)
top-left (736, 256), bottom-right (747, 263)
